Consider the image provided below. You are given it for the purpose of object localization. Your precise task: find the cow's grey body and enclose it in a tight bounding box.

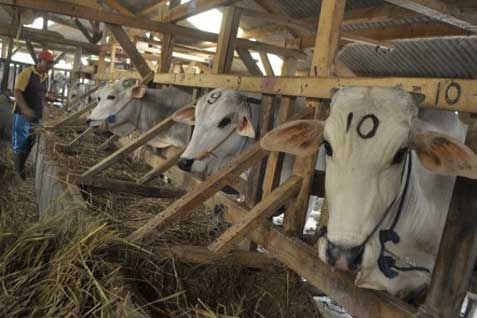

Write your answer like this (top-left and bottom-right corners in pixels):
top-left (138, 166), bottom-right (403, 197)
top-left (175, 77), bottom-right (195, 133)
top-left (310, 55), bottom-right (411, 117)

top-left (0, 94), bottom-right (12, 141)
top-left (88, 81), bottom-right (192, 149)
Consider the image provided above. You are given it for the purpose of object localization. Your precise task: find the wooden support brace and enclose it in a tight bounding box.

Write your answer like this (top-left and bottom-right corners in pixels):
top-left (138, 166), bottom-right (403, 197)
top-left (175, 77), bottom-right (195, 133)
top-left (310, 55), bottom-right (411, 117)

top-left (24, 38), bottom-right (37, 63)
top-left (236, 47), bottom-right (263, 76)
top-left (156, 244), bottom-right (281, 268)
top-left (96, 134), bottom-right (120, 152)
top-left (259, 52), bottom-right (274, 76)
top-left (128, 143), bottom-right (268, 242)
top-left (209, 175), bottom-right (302, 254)
top-left (106, 24), bottom-right (153, 79)
top-left (213, 6), bottom-right (241, 74)
top-left (137, 146), bottom-right (183, 184)
top-left (68, 173), bottom-right (183, 198)
top-left (80, 116), bottom-right (176, 180)
top-left (46, 101), bottom-right (98, 129)
top-left (54, 126), bottom-right (93, 153)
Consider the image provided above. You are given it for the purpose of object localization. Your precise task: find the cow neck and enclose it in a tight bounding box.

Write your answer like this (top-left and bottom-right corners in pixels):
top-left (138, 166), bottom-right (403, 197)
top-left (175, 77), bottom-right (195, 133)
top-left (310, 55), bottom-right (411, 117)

top-left (359, 151), bottom-right (431, 278)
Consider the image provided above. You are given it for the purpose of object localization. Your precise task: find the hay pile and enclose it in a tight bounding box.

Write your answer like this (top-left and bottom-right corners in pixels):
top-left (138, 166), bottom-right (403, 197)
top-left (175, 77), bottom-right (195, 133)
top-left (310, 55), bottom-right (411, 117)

top-left (0, 126), bottom-right (321, 318)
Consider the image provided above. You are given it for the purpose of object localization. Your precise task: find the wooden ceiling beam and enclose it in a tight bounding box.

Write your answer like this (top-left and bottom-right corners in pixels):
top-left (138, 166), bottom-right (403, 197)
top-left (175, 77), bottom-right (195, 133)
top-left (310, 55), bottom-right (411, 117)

top-left (239, 7), bottom-right (314, 33)
top-left (213, 6), bottom-right (241, 74)
top-left (163, 0), bottom-right (241, 23)
top-left (102, 0), bottom-right (134, 16)
top-left (236, 47), bottom-right (262, 76)
top-left (137, 0), bottom-right (168, 17)
top-left (342, 3), bottom-right (419, 25)
top-left (0, 0), bottom-right (305, 58)
top-left (385, 0), bottom-right (477, 32)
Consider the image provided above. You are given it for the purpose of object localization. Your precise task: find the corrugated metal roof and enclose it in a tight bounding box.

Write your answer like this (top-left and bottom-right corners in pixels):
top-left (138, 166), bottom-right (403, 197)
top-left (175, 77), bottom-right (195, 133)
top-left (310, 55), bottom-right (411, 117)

top-left (275, 0), bottom-right (385, 19)
top-left (341, 16), bottom-right (433, 31)
top-left (339, 37), bottom-right (477, 79)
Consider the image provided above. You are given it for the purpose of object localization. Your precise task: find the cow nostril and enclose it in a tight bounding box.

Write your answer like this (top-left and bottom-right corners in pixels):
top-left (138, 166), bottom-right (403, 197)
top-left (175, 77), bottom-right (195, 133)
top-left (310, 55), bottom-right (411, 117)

top-left (326, 240), bottom-right (364, 272)
top-left (178, 158), bottom-right (194, 172)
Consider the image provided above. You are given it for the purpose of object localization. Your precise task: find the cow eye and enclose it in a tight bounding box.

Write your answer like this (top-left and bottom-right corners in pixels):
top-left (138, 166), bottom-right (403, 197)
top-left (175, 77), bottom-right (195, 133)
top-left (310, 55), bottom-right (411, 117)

top-left (218, 117), bottom-right (231, 128)
top-left (323, 140), bottom-right (333, 156)
top-left (107, 95), bottom-right (116, 100)
top-left (392, 148), bottom-right (407, 165)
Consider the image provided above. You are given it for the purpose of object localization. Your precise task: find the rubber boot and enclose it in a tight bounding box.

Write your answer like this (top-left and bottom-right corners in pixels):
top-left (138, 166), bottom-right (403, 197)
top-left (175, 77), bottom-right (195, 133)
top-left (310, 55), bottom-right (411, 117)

top-left (13, 152), bottom-right (28, 181)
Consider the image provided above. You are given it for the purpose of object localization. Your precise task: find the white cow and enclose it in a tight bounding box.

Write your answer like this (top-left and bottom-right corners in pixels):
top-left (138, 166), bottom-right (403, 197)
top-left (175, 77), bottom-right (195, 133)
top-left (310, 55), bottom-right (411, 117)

top-left (261, 86), bottom-right (471, 298)
top-left (88, 78), bottom-right (192, 149)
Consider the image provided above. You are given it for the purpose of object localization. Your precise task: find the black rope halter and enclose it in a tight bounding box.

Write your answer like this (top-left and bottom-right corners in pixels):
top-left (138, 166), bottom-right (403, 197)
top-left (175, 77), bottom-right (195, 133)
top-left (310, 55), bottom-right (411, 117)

top-left (353, 151), bottom-right (431, 279)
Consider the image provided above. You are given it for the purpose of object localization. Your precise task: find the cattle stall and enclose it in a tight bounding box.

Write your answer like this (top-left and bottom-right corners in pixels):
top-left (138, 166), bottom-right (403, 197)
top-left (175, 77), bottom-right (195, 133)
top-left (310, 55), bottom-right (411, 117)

top-left (1, 0), bottom-right (477, 317)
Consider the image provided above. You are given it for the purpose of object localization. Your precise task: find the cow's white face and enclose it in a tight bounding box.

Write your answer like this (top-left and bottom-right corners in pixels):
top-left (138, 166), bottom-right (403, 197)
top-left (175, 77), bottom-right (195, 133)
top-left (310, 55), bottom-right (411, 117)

top-left (175, 88), bottom-right (255, 175)
top-left (87, 78), bottom-right (138, 136)
top-left (319, 87), bottom-right (418, 273)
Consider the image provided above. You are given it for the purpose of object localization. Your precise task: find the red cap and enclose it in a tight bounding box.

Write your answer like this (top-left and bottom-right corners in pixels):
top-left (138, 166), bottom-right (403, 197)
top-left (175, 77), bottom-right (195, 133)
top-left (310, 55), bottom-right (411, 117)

top-left (38, 50), bottom-right (55, 62)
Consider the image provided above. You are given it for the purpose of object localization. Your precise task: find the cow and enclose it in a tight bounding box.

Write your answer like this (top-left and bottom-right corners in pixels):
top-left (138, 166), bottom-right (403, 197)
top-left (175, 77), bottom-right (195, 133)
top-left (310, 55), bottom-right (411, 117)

top-left (0, 93), bottom-right (12, 141)
top-left (260, 86), bottom-right (472, 299)
top-left (87, 78), bottom-right (192, 150)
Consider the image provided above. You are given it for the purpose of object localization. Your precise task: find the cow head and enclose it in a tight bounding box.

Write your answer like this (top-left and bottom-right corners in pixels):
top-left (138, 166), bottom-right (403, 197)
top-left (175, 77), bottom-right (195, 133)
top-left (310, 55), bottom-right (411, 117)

top-left (262, 86), bottom-right (476, 282)
top-left (87, 78), bottom-right (139, 136)
top-left (173, 88), bottom-right (256, 175)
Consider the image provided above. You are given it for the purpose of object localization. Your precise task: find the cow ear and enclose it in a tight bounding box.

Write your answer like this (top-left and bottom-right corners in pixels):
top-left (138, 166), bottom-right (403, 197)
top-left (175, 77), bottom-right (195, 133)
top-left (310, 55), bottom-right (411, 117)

top-left (412, 131), bottom-right (477, 178)
top-left (237, 113), bottom-right (256, 138)
top-left (173, 106), bottom-right (195, 125)
top-left (261, 120), bottom-right (325, 157)
top-left (131, 85), bottom-right (147, 99)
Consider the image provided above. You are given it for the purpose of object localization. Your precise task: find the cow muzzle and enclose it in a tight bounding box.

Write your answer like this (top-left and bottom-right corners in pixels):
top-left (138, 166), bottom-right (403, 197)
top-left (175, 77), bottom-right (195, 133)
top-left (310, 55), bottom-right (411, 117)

top-left (178, 158), bottom-right (194, 172)
top-left (326, 239), bottom-right (364, 272)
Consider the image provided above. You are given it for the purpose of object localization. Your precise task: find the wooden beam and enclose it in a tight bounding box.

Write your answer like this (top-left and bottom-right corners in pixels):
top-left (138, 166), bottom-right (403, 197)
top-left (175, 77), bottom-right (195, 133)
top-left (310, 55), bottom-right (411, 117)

top-left (103, 0), bottom-right (134, 16)
top-left (163, 0), bottom-right (241, 23)
top-left (80, 118), bottom-right (176, 180)
top-left (242, 25), bottom-right (290, 40)
top-left (96, 135), bottom-right (120, 152)
top-left (137, 0), bottom-right (167, 17)
top-left (236, 47), bottom-right (262, 76)
top-left (137, 147), bottom-right (183, 184)
top-left (259, 52), bottom-right (274, 76)
top-left (156, 244), bottom-right (281, 268)
top-left (73, 18), bottom-right (95, 43)
top-left (128, 143), bottom-right (268, 242)
top-left (217, 194), bottom-right (416, 318)
top-left (341, 32), bottom-right (393, 49)
top-left (209, 175), bottom-right (302, 254)
top-left (213, 6), bottom-right (241, 74)
top-left (68, 173), bottom-right (183, 198)
top-left (0, 0), bottom-right (305, 58)
top-left (54, 127), bottom-right (94, 153)
top-left (385, 0), bottom-right (477, 32)
top-left (24, 38), bottom-right (38, 63)
top-left (46, 101), bottom-right (97, 129)
top-left (95, 71), bottom-right (477, 113)
top-left (342, 3), bottom-right (419, 25)
top-left (107, 24), bottom-right (152, 79)
top-left (239, 7), bottom-right (314, 33)
top-left (0, 23), bottom-right (100, 53)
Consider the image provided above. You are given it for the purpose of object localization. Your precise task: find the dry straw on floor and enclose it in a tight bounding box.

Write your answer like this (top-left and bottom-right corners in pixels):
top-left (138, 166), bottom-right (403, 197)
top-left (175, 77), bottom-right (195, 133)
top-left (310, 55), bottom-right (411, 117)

top-left (0, 126), bottom-right (321, 318)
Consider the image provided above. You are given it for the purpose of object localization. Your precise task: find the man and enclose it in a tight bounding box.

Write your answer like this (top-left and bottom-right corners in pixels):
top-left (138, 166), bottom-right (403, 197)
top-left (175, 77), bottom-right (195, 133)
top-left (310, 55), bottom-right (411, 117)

top-left (11, 50), bottom-right (54, 180)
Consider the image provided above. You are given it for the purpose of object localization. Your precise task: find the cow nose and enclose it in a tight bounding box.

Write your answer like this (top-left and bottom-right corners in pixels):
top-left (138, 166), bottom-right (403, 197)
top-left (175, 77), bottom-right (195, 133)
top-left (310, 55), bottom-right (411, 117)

top-left (326, 239), bottom-right (364, 272)
top-left (178, 158), bottom-right (194, 172)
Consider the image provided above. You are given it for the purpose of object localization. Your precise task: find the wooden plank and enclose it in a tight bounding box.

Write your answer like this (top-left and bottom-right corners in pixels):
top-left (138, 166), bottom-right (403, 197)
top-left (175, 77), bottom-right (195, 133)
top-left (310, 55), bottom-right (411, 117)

top-left (159, 33), bottom-right (174, 73)
top-left (385, 0), bottom-right (477, 32)
top-left (156, 244), bottom-right (281, 268)
top-left (0, 0), bottom-right (305, 58)
top-left (137, 146), bottom-right (183, 184)
top-left (342, 3), bottom-right (418, 25)
top-left (213, 6), bottom-right (241, 74)
top-left (96, 134), bottom-right (119, 152)
top-left (47, 101), bottom-right (97, 129)
top-left (236, 47), bottom-right (262, 76)
top-left (103, 0), bottom-right (134, 16)
top-left (128, 143), bottom-right (268, 242)
top-left (137, 0), bottom-right (168, 17)
top-left (209, 175), bottom-right (302, 254)
top-left (94, 71), bottom-right (477, 113)
top-left (80, 117), bottom-right (176, 180)
top-left (73, 18), bottom-right (95, 43)
top-left (54, 126), bottom-right (93, 153)
top-left (24, 38), bottom-right (38, 64)
top-left (163, 0), bottom-right (241, 23)
top-left (341, 32), bottom-right (393, 48)
top-left (217, 195), bottom-right (416, 318)
top-left (68, 173), bottom-right (183, 198)
top-left (259, 52), bottom-right (274, 76)
top-left (254, 0), bottom-right (309, 38)
top-left (107, 24), bottom-right (152, 79)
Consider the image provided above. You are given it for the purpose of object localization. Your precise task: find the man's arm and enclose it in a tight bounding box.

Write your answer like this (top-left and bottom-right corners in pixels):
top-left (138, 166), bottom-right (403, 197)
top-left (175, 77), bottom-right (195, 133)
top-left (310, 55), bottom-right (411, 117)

top-left (14, 89), bottom-right (34, 120)
top-left (14, 68), bottom-right (34, 121)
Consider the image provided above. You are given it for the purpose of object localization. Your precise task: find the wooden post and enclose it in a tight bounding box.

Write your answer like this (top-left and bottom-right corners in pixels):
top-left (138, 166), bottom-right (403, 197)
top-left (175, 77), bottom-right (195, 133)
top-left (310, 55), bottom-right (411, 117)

top-left (70, 47), bottom-right (82, 86)
top-left (159, 0), bottom-right (180, 74)
top-left (259, 52), bottom-right (274, 76)
top-left (212, 6), bottom-right (241, 74)
top-left (109, 43), bottom-right (116, 72)
top-left (98, 46), bottom-right (106, 74)
top-left (283, 0), bottom-right (346, 236)
top-left (0, 37), bottom-right (13, 91)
